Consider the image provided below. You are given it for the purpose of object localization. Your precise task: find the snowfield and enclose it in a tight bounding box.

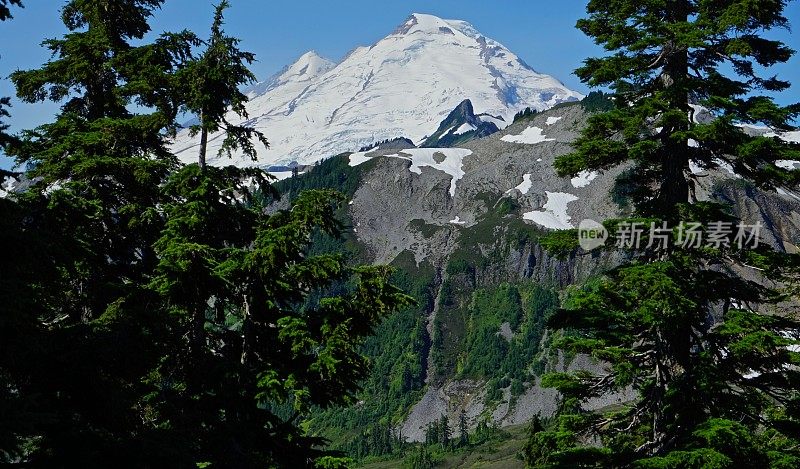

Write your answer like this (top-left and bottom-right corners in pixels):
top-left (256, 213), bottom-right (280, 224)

top-left (349, 148), bottom-right (473, 197)
top-left (776, 160), bottom-right (800, 171)
top-left (571, 170), bottom-right (598, 188)
top-left (523, 191), bottom-right (579, 230)
top-left (454, 123), bottom-right (477, 135)
top-left (507, 174), bottom-right (533, 195)
top-left (268, 171), bottom-right (301, 181)
top-left (501, 126), bottom-right (555, 145)
top-left (170, 13), bottom-right (581, 168)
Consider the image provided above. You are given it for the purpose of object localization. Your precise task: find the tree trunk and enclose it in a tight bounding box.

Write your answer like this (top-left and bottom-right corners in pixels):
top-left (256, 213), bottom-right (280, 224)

top-left (198, 110), bottom-right (208, 171)
top-left (657, 1), bottom-right (690, 215)
top-left (241, 292), bottom-right (255, 367)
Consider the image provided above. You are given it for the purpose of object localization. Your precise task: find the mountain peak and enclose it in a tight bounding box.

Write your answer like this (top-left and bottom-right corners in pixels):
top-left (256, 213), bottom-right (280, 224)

top-left (246, 50), bottom-right (335, 97)
top-left (394, 13), bottom-right (463, 36)
top-left (285, 50), bottom-right (335, 78)
top-left (175, 13), bottom-right (582, 167)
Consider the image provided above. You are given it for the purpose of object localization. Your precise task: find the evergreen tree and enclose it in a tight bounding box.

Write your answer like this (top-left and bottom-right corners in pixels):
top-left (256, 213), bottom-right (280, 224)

top-left (0, 2), bottom-right (39, 461)
top-left (458, 409), bottom-right (469, 447)
top-left (531, 1), bottom-right (800, 467)
top-left (149, 186), bottom-right (413, 466)
top-left (7, 0), bottom-right (194, 322)
top-left (0, 0), bottom-right (21, 22)
top-left (143, 5), bottom-right (413, 466)
top-left (555, 0), bottom-right (800, 215)
top-left (1, 1), bottom-right (413, 466)
top-left (0, 0), bottom-right (21, 179)
top-left (2, 0), bottom-right (191, 464)
top-left (513, 106), bottom-right (537, 123)
top-left (405, 444), bottom-right (434, 469)
top-left (438, 414), bottom-right (452, 450)
top-left (424, 421), bottom-right (439, 446)
top-left (179, 0), bottom-right (267, 170)
top-left (149, 0), bottom-right (267, 380)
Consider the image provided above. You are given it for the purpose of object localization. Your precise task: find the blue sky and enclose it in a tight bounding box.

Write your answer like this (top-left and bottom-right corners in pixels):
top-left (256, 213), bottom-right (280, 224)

top-left (1, 0), bottom-right (799, 169)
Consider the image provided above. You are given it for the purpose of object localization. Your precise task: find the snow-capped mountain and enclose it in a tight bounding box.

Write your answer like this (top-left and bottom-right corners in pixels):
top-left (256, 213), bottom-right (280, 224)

top-left (245, 50), bottom-right (336, 97)
top-left (420, 99), bottom-right (501, 148)
top-left (170, 13), bottom-right (582, 167)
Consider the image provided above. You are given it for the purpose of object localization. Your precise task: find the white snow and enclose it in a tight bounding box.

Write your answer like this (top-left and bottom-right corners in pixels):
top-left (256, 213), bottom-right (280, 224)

top-left (449, 216), bottom-right (466, 225)
top-left (0, 177), bottom-right (12, 198)
top-left (268, 171), bottom-right (300, 181)
top-left (349, 148), bottom-right (473, 197)
top-left (348, 151), bottom-right (375, 167)
top-left (688, 139), bottom-right (699, 148)
top-left (570, 170), bottom-right (598, 188)
top-left (781, 131), bottom-right (800, 143)
top-left (690, 161), bottom-right (706, 175)
top-left (478, 114), bottom-right (506, 127)
top-left (246, 51), bottom-right (335, 98)
top-left (453, 123), bottom-right (476, 135)
top-left (171, 13), bottom-right (582, 168)
top-left (713, 158), bottom-right (742, 179)
top-left (506, 174), bottom-right (532, 195)
top-left (776, 160), bottom-right (800, 171)
top-left (766, 130), bottom-right (800, 144)
top-left (545, 116), bottom-right (563, 125)
top-left (780, 331), bottom-right (800, 353)
top-left (501, 126), bottom-right (555, 145)
top-left (523, 191), bottom-right (579, 230)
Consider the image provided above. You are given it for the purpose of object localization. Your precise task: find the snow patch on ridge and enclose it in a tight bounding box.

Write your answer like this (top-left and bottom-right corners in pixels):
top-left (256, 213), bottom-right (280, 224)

top-left (714, 158), bottom-right (742, 179)
top-left (571, 170), bottom-right (598, 188)
top-left (523, 191), bottom-right (579, 230)
top-left (501, 126), bottom-right (555, 145)
top-left (765, 130), bottom-right (800, 144)
top-left (507, 174), bottom-right (533, 195)
top-left (349, 151), bottom-right (375, 167)
top-left (546, 116), bottom-right (563, 125)
top-left (454, 123), bottom-right (476, 135)
top-left (782, 131), bottom-right (800, 143)
top-left (776, 160), bottom-right (800, 171)
top-left (349, 148), bottom-right (473, 197)
top-left (268, 171), bottom-right (301, 181)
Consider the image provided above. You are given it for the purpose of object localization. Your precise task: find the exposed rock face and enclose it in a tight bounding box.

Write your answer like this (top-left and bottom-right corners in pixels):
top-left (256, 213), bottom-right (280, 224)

top-left (420, 99), bottom-right (501, 148)
top-left (344, 101), bottom-right (800, 441)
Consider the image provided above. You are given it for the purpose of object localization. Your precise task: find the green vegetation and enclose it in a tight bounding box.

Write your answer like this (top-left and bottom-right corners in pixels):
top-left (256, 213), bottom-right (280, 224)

top-left (361, 423), bottom-right (529, 469)
top-left (179, 0), bottom-right (268, 169)
top-left (307, 249), bottom-right (436, 459)
top-left (277, 152), bottom-right (375, 200)
top-left (513, 107), bottom-right (538, 123)
top-left (532, 1), bottom-right (800, 467)
top-left (0, 2), bottom-right (411, 466)
top-left (579, 91), bottom-right (614, 113)
top-left (409, 218), bottom-right (443, 239)
top-left (459, 283), bottom-right (557, 390)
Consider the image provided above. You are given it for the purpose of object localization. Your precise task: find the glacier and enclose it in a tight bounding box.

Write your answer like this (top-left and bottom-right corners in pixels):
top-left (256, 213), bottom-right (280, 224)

top-left (170, 13), bottom-right (582, 168)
